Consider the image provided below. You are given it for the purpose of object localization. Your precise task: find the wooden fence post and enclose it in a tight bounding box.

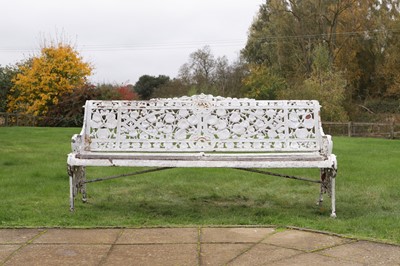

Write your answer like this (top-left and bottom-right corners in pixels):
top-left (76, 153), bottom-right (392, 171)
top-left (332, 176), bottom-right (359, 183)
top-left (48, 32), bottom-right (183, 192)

top-left (390, 120), bottom-right (395, 139)
top-left (348, 122), bottom-right (352, 137)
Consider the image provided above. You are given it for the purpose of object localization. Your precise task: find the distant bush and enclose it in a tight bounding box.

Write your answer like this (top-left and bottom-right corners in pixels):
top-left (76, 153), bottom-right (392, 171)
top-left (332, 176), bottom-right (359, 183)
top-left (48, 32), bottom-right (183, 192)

top-left (43, 84), bottom-right (99, 127)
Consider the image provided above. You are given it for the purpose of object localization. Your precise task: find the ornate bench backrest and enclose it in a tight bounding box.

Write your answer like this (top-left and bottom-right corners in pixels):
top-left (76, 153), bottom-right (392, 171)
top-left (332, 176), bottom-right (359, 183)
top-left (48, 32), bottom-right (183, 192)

top-left (81, 94), bottom-right (323, 153)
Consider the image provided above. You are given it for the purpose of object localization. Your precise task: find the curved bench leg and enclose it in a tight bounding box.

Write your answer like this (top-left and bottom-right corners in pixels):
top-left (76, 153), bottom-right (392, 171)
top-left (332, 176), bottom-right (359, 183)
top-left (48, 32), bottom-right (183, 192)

top-left (319, 167), bottom-right (337, 218)
top-left (317, 169), bottom-right (325, 207)
top-left (68, 165), bottom-right (87, 211)
top-left (78, 166), bottom-right (87, 203)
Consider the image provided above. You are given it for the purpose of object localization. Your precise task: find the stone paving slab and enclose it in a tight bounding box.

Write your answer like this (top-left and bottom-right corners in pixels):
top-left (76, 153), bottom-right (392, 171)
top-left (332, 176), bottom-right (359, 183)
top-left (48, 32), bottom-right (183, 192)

top-left (4, 244), bottom-right (111, 266)
top-left (200, 243), bottom-right (252, 265)
top-left (103, 244), bottom-right (198, 266)
top-left (318, 240), bottom-right (400, 265)
top-left (0, 245), bottom-right (20, 262)
top-left (32, 229), bottom-right (121, 244)
top-left (0, 229), bottom-right (43, 244)
top-left (217, 244), bottom-right (303, 266)
top-left (117, 228), bottom-right (198, 244)
top-left (262, 229), bottom-right (351, 251)
top-left (1, 227), bottom-right (399, 265)
top-left (201, 227), bottom-right (275, 243)
top-left (269, 252), bottom-right (364, 266)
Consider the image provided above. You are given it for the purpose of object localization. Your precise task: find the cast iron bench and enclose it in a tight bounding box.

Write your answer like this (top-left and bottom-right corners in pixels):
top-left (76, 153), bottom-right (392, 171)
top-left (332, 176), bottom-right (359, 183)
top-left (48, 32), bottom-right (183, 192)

top-left (67, 94), bottom-right (337, 217)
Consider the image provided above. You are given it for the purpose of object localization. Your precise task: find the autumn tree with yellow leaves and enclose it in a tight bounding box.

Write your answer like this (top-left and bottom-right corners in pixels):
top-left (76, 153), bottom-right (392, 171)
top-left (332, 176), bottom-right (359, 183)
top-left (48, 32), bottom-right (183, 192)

top-left (7, 43), bottom-right (92, 116)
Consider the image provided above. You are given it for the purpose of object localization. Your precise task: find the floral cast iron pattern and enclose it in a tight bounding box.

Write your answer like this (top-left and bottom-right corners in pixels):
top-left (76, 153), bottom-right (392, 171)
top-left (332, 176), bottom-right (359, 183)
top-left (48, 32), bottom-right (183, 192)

top-left (86, 94), bottom-right (321, 152)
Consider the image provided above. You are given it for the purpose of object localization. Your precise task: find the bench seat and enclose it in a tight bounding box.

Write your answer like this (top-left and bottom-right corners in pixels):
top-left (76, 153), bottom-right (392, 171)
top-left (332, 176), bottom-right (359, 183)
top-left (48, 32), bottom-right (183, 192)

top-left (69, 152), bottom-right (335, 168)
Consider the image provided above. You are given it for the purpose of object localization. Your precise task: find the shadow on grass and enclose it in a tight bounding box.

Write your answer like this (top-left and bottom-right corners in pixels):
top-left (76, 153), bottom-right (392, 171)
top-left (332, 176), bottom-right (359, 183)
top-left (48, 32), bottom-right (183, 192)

top-left (71, 185), bottom-right (333, 226)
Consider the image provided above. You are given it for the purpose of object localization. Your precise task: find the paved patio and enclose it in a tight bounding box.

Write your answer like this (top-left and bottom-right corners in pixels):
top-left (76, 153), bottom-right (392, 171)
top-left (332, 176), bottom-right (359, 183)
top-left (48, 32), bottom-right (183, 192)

top-left (1, 227), bottom-right (399, 265)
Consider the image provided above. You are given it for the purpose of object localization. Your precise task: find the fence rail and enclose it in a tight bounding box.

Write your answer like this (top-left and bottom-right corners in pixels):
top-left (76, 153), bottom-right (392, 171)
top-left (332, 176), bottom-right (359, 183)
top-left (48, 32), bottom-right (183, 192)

top-left (1, 112), bottom-right (399, 139)
top-left (322, 122), bottom-right (399, 139)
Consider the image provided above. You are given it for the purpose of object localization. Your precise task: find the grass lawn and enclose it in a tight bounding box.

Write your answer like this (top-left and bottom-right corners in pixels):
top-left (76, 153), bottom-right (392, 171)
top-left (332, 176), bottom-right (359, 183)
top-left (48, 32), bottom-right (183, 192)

top-left (1, 127), bottom-right (399, 244)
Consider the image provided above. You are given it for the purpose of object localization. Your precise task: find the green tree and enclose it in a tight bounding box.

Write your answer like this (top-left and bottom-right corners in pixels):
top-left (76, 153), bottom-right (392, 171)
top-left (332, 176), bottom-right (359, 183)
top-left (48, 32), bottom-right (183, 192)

top-left (134, 75), bottom-right (170, 100)
top-left (7, 43), bottom-right (92, 116)
top-left (0, 64), bottom-right (20, 112)
top-left (243, 0), bottom-right (363, 80)
top-left (243, 0), bottom-right (400, 119)
top-left (151, 78), bottom-right (189, 98)
top-left (227, 58), bottom-right (248, 98)
top-left (280, 44), bottom-right (348, 121)
top-left (298, 72), bottom-right (348, 122)
top-left (243, 64), bottom-right (286, 100)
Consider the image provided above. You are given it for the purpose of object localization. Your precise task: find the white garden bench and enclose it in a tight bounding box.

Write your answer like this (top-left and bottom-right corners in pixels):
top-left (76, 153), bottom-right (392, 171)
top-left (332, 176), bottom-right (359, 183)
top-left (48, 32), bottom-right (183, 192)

top-left (67, 94), bottom-right (337, 217)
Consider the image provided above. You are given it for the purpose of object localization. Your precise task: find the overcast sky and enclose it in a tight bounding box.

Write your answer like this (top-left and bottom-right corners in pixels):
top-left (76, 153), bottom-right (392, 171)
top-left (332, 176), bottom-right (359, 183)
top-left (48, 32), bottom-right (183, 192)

top-left (0, 0), bottom-right (263, 84)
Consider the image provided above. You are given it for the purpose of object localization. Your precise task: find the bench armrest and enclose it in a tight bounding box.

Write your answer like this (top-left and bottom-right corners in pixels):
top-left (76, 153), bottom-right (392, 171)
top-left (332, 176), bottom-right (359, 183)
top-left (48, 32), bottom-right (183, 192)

top-left (71, 134), bottom-right (83, 153)
top-left (321, 134), bottom-right (333, 157)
